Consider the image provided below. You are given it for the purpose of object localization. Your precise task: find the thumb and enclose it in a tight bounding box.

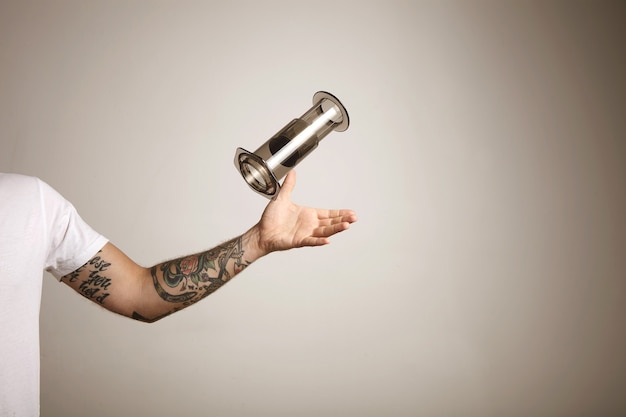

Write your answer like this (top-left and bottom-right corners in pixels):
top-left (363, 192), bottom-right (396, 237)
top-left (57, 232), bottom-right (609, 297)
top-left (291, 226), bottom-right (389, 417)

top-left (277, 170), bottom-right (296, 201)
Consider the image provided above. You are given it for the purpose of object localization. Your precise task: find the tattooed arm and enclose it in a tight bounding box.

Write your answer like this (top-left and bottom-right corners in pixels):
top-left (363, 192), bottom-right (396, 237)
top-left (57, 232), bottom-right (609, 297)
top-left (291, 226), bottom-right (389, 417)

top-left (60, 171), bottom-right (357, 323)
top-left (61, 231), bottom-right (264, 323)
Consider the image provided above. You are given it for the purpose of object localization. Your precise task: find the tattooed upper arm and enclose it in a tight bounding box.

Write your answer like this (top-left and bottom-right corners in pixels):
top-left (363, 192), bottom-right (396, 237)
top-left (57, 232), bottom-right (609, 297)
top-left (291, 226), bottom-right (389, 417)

top-left (60, 242), bottom-right (148, 318)
top-left (62, 252), bottom-right (112, 304)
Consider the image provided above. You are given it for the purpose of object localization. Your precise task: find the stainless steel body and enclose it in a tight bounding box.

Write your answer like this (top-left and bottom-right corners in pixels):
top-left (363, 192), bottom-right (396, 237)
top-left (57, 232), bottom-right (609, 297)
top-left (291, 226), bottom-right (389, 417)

top-left (235, 91), bottom-right (350, 198)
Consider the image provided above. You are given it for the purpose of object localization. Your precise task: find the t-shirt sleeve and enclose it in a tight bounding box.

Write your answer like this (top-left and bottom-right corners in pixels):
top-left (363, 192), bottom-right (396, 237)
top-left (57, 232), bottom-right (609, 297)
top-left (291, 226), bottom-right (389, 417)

top-left (39, 179), bottom-right (108, 280)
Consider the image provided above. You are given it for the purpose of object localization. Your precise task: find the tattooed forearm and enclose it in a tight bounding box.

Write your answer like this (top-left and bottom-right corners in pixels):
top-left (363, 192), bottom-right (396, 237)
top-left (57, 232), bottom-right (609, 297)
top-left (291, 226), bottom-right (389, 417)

top-left (62, 251), bottom-right (112, 304)
top-left (151, 236), bottom-right (250, 306)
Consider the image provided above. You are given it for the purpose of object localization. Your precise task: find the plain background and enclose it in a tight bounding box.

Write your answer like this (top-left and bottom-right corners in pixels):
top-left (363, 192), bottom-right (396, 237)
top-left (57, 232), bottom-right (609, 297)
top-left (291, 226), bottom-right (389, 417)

top-left (1, 1), bottom-right (625, 416)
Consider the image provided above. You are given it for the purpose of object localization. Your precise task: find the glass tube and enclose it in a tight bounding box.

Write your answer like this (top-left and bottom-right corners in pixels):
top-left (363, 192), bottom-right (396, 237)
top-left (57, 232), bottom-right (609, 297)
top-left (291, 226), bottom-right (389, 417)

top-left (235, 91), bottom-right (350, 198)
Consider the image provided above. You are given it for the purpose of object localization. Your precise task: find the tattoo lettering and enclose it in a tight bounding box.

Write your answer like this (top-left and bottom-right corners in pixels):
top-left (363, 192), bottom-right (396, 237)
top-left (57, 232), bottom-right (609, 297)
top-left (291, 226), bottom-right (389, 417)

top-left (78, 274), bottom-right (111, 304)
top-left (63, 252), bottom-right (112, 304)
top-left (151, 237), bottom-right (250, 305)
top-left (63, 266), bottom-right (84, 283)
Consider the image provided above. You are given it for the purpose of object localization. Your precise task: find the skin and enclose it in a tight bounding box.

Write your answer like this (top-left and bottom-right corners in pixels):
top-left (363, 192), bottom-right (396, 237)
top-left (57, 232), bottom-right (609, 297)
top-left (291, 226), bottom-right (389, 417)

top-left (60, 171), bottom-right (358, 323)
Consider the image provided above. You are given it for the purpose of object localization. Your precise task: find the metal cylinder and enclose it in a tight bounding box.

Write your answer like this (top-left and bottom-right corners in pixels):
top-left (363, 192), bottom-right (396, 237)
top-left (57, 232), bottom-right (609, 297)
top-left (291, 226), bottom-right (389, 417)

top-left (234, 91), bottom-right (350, 198)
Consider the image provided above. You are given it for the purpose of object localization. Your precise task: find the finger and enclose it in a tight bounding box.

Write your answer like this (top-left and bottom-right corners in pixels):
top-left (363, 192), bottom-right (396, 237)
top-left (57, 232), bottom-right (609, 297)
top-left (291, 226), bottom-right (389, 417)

top-left (317, 210), bottom-right (358, 224)
top-left (318, 215), bottom-right (357, 226)
top-left (313, 221), bottom-right (351, 238)
top-left (300, 236), bottom-right (331, 247)
top-left (317, 217), bottom-right (352, 228)
top-left (278, 170), bottom-right (296, 201)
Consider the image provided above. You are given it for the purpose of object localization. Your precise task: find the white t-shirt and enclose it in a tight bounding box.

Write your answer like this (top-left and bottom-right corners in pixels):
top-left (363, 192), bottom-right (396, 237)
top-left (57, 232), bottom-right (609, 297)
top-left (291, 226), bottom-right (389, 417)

top-left (0, 173), bottom-right (108, 417)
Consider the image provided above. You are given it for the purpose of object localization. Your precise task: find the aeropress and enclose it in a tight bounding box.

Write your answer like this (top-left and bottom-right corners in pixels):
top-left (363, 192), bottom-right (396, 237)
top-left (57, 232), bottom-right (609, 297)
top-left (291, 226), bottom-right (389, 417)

top-left (234, 91), bottom-right (350, 199)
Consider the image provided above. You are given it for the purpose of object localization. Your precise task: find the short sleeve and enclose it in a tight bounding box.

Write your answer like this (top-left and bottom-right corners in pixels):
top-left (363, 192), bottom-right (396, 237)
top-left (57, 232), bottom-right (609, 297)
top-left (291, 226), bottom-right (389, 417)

top-left (39, 179), bottom-right (108, 279)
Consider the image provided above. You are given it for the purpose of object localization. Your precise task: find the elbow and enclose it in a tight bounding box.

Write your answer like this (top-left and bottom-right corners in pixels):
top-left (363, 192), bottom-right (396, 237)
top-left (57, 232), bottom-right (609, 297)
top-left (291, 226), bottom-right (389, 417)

top-left (130, 310), bottom-right (169, 324)
top-left (131, 267), bottom-right (170, 323)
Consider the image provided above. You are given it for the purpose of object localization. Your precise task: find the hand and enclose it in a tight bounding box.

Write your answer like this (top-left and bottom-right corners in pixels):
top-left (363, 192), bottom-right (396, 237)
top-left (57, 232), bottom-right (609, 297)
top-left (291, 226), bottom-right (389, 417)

top-left (253, 171), bottom-right (358, 255)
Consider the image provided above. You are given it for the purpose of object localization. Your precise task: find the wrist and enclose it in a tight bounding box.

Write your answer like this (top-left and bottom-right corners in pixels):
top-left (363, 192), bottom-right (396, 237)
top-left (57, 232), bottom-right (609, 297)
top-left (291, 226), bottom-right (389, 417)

top-left (241, 224), bottom-right (269, 261)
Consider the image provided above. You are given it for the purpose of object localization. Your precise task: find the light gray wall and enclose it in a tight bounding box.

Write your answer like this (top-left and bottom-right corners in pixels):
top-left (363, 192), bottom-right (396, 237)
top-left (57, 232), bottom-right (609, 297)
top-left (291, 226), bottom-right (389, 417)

top-left (1, 1), bottom-right (625, 416)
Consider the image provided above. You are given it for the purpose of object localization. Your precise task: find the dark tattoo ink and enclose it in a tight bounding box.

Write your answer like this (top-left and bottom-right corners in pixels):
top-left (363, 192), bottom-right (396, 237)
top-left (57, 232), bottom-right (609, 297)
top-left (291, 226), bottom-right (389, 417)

top-left (151, 265), bottom-right (197, 303)
top-left (62, 251), bottom-right (112, 304)
top-left (132, 310), bottom-right (174, 323)
top-left (63, 265), bottom-right (84, 283)
top-left (151, 237), bottom-right (250, 305)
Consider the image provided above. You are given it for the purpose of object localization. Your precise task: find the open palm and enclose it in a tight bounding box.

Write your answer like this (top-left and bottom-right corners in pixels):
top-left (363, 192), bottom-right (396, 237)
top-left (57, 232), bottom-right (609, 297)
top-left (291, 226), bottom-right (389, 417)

top-left (257, 171), bottom-right (357, 253)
